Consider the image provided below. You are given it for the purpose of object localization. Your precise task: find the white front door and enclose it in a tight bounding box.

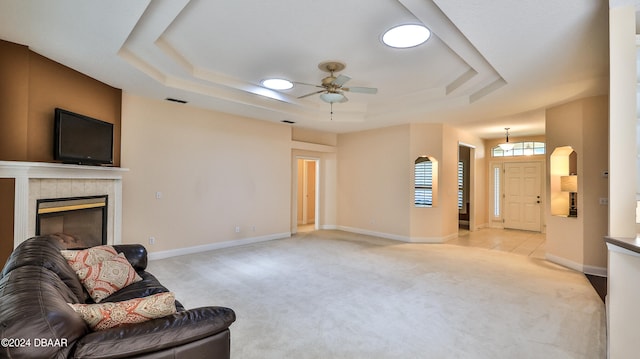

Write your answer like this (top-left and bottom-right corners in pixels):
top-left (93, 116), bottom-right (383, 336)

top-left (504, 162), bottom-right (542, 231)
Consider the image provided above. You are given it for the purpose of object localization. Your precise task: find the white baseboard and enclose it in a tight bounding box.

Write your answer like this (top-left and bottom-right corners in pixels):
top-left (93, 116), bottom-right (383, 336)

top-left (338, 225), bottom-right (411, 242)
top-left (583, 265), bottom-right (608, 277)
top-left (409, 232), bottom-right (458, 243)
top-left (337, 225), bottom-right (455, 243)
top-left (148, 232), bottom-right (291, 261)
top-left (545, 253), bottom-right (608, 277)
top-left (474, 222), bottom-right (488, 230)
top-left (319, 224), bottom-right (338, 230)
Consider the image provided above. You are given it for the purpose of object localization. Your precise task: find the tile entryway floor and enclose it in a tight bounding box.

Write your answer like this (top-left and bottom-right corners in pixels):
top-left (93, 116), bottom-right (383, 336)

top-left (448, 228), bottom-right (546, 259)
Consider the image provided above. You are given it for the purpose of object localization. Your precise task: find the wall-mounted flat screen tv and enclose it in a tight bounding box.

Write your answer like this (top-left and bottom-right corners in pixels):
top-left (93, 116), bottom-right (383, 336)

top-left (54, 108), bottom-right (114, 165)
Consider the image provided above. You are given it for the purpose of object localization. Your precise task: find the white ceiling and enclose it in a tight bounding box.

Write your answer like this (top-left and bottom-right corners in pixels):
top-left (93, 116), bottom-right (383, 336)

top-left (0, 0), bottom-right (609, 138)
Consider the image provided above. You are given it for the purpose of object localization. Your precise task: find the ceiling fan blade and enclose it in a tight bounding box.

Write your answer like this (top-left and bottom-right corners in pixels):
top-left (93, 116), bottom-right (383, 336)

top-left (298, 89), bottom-right (325, 99)
top-left (293, 81), bottom-right (324, 88)
top-left (332, 74), bottom-right (351, 86)
top-left (344, 87), bottom-right (378, 94)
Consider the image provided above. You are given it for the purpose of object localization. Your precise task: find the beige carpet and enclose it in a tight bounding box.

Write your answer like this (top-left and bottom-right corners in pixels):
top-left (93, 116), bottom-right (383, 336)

top-left (147, 230), bottom-right (606, 359)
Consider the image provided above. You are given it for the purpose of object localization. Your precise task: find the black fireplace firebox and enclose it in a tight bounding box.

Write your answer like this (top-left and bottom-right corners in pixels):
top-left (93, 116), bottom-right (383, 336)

top-left (36, 195), bottom-right (108, 248)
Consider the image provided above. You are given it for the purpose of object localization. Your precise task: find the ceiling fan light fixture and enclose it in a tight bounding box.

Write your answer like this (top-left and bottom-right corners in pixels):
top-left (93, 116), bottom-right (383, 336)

top-left (261, 78), bottom-right (294, 90)
top-left (320, 92), bottom-right (345, 103)
top-left (382, 24), bottom-right (431, 48)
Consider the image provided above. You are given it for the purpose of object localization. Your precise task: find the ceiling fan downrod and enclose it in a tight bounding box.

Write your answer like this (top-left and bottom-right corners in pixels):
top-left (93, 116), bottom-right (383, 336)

top-left (330, 102), bottom-right (334, 121)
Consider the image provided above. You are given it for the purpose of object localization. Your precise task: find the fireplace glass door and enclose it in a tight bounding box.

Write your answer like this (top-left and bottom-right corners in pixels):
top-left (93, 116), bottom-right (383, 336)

top-left (36, 195), bottom-right (107, 248)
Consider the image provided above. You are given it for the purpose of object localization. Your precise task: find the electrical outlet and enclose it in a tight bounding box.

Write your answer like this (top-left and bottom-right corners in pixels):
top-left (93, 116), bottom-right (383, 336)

top-left (599, 198), bottom-right (608, 205)
top-left (235, 226), bottom-right (240, 233)
top-left (155, 192), bottom-right (162, 199)
top-left (149, 237), bottom-right (156, 245)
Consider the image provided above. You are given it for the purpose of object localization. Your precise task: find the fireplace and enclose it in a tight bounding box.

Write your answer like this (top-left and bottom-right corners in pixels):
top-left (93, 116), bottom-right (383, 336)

top-left (36, 195), bottom-right (108, 248)
top-left (0, 161), bottom-right (126, 251)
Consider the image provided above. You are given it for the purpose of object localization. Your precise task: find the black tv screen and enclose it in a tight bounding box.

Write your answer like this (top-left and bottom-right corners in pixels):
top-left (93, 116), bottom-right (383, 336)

top-left (54, 108), bottom-right (114, 165)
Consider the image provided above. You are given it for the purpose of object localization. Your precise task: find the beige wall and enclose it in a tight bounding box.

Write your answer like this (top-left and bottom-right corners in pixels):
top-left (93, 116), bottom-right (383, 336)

top-left (120, 94), bottom-right (291, 252)
top-left (409, 123), bottom-right (444, 240)
top-left (337, 123), bottom-right (485, 241)
top-left (441, 126), bottom-right (464, 237)
top-left (582, 97), bottom-right (609, 268)
top-left (292, 127), bottom-right (337, 146)
top-left (452, 126), bottom-right (487, 231)
top-left (545, 95), bottom-right (608, 273)
top-left (546, 101), bottom-right (586, 266)
top-left (338, 125), bottom-right (411, 238)
top-left (409, 124), bottom-right (487, 240)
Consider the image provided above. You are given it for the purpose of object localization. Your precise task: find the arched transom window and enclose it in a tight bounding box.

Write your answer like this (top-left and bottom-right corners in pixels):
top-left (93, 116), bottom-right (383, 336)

top-left (492, 142), bottom-right (545, 157)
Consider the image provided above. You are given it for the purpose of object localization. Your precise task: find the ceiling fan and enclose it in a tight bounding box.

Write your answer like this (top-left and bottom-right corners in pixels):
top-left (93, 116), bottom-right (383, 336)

top-left (296, 61), bottom-right (378, 105)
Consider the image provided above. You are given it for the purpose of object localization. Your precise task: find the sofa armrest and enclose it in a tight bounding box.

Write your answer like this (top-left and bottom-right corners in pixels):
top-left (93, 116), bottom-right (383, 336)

top-left (112, 244), bottom-right (148, 271)
top-left (71, 306), bottom-right (236, 358)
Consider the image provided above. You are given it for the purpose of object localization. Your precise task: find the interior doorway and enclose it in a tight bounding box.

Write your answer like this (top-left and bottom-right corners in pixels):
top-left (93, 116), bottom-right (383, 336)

top-left (296, 158), bottom-right (319, 232)
top-left (458, 143), bottom-right (474, 230)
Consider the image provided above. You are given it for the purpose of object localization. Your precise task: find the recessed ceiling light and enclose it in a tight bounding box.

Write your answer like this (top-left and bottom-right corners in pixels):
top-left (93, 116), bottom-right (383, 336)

top-left (262, 78), bottom-right (294, 90)
top-left (382, 24), bottom-right (431, 48)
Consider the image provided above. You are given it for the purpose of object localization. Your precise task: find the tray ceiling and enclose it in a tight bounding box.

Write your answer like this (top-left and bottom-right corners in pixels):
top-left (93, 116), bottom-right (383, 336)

top-left (0, 0), bottom-right (609, 137)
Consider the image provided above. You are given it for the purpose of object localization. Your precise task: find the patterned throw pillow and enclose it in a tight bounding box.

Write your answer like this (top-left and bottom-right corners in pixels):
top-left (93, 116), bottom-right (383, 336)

top-left (76, 252), bottom-right (142, 303)
top-left (69, 292), bottom-right (177, 330)
top-left (61, 245), bottom-right (118, 271)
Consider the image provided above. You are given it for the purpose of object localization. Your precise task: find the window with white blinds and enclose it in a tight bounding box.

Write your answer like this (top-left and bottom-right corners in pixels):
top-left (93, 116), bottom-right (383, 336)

top-left (415, 157), bottom-right (434, 207)
top-left (458, 161), bottom-right (464, 209)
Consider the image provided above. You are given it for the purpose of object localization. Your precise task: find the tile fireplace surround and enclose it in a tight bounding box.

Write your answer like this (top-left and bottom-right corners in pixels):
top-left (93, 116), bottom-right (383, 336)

top-left (0, 161), bottom-right (128, 249)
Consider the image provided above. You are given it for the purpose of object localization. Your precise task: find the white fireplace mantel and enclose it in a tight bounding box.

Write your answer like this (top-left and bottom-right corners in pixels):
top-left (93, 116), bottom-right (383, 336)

top-left (0, 160), bottom-right (128, 179)
top-left (0, 161), bottom-right (128, 248)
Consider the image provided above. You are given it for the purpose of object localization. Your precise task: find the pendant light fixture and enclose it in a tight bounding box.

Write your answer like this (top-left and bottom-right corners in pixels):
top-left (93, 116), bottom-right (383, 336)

top-left (498, 128), bottom-right (514, 151)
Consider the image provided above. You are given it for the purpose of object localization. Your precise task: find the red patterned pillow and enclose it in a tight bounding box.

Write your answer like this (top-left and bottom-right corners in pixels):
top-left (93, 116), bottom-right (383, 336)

top-left (69, 292), bottom-right (177, 330)
top-left (76, 252), bottom-right (142, 302)
top-left (61, 245), bottom-right (118, 271)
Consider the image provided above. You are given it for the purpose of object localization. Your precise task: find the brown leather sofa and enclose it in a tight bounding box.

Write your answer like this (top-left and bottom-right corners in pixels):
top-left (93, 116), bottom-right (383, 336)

top-left (0, 235), bottom-right (236, 358)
